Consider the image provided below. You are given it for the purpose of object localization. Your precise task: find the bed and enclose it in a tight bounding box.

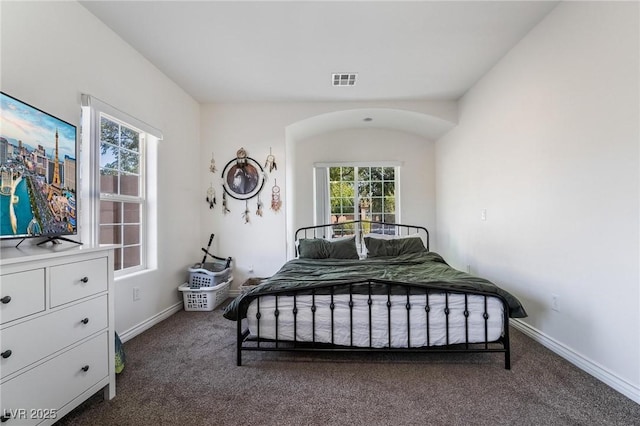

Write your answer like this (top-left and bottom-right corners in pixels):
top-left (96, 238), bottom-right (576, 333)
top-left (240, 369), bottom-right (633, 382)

top-left (223, 220), bottom-right (527, 368)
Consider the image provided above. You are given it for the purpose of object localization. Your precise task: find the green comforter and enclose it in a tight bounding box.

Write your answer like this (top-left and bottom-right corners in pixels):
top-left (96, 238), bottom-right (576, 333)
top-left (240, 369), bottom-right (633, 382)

top-left (223, 251), bottom-right (527, 321)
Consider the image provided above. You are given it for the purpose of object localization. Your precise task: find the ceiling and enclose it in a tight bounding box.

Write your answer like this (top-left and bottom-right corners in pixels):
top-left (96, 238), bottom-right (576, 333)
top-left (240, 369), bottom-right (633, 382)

top-left (80, 1), bottom-right (558, 104)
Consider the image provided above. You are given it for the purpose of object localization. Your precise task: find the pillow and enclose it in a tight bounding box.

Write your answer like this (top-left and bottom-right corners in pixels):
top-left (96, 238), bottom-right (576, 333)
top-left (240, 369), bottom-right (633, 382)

top-left (364, 235), bottom-right (426, 257)
top-left (328, 236), bottom-right (360, 259)
top-left (362, 232), bottom-right (422, 256)
top-left (298, 236), bottom-right (359, 259)
top-left (298, 238), bottom-right (327, 259)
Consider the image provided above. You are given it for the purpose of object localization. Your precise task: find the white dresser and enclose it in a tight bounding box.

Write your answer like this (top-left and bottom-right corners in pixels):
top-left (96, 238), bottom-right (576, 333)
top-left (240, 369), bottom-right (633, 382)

top-left (0, 245), bottom-right (115, 425)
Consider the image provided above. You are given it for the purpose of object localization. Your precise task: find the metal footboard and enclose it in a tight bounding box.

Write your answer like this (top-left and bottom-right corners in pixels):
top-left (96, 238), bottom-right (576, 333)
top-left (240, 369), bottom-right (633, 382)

top-left (236, 279), bottom-right (511, 369)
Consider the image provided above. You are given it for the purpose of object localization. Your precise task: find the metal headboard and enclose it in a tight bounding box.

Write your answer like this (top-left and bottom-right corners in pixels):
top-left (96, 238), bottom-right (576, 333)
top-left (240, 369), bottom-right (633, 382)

top-left (294, 220), bottom-right (429, 256)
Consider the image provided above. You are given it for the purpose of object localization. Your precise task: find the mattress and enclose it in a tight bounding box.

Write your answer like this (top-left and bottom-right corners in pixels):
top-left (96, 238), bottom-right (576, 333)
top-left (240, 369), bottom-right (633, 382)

top-left (246, 293), bottom-right (504, 348)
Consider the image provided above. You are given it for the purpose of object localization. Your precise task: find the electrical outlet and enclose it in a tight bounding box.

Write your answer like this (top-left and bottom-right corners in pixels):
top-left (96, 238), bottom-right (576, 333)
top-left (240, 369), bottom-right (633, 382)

top-left (481, 209), bottom-right (487, 221)
top-left (133, 287), bottom-right (140, 301)
top-left (551, 294), bottom-right (559, 312)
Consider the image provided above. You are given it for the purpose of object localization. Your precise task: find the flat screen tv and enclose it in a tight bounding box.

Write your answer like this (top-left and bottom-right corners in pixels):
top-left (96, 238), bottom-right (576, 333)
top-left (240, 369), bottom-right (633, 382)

top-left (0, 92), bottom-right (79, 245)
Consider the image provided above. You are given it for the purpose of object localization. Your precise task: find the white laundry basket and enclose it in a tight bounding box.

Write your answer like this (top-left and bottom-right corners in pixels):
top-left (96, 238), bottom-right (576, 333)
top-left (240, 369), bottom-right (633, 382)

top-left (188, 262), bottom-right (232, 288)
top-left (178, 278), bottom-right (232, 311)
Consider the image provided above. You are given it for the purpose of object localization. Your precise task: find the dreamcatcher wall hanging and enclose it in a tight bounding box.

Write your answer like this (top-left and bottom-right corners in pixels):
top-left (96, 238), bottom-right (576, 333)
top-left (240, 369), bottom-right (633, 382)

top-left (271, 179), bottom-right (282, 212)
top-left (220, 147), bottom-right (267, 223)
top-left (205, 152), bottom-right (217, 209)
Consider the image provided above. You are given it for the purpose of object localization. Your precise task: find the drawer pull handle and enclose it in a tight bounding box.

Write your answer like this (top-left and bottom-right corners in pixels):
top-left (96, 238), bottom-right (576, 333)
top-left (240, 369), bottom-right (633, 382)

top-left (1, 350), bottom-right (12, 359)
top-left (0, 296), bottom-right (11, 304)
top-left (81, 365), bottom-right (90, 372)
top-left (80, 277), bottom-right (89, 283)
top-left (81, 318), bottom-right (89, 325)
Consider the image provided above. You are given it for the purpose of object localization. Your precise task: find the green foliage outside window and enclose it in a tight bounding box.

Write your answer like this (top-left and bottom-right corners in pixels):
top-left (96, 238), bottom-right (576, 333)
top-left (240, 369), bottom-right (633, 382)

top-left (329, 166), bottom-right (396, 225)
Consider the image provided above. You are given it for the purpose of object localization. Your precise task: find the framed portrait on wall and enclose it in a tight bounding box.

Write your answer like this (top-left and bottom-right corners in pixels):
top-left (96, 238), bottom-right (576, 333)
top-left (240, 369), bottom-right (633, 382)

top-left (221, 156), bottom-right (265, 200)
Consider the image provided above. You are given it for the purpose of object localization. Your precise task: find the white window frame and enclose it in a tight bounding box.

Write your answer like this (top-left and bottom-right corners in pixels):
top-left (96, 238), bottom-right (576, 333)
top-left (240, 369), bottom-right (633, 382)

top-left (98, 113), bottom-right (146, 274)
top-left (314, 161), bottom-right (402, 226)
top-left (81, 95), bottom-right (162, 278)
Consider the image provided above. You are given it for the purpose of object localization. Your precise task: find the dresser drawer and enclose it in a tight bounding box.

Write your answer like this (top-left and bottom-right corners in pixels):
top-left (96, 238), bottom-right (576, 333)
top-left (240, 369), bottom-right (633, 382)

top-left (0, 332), bottom-right (109, 426)
top-left (0, 269), bottom-right (45, 325)
top-left (0, 295), bottom-right (108, 379)
top-left (50, 257), bottom-right (108, 307)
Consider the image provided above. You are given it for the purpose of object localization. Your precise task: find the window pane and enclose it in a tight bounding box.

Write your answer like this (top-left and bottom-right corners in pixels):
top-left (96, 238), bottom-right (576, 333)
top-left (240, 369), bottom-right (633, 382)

top-left (100, 143), bottom-right (119, 170)
top-left (371, 182), bottom-right (382, 197)
top-left (384, 196), bottom-right (395, 213)
top-left (371, 167), bottom-right (383, 181)
top-left (329, 182), bottom-right (341, 198)
top-left (358, 167), bottom-right (370, 181)
top-left (371, 197), bottom-right (382, 213)
top-left (100, 172), bottom-right (118, 195)
top-left (383, 167), bottom-right (395, 180)
top-left (120, 149), bottom-right (139, 174)
top-left (329, 167), bottom-right (341, 181)
top-left (331, 198), bottom-right (344, 215)
top-left (342, 182), bottom-right (354, 198)
top-left (120, 174), bottom-right (139, 196)
top-left (123, 202), bottom-right (140, 223)
top-left (383, 182), bottom-right (395, 197)
top-left (120, 126), bottom-right (139, 152)
top-left (101, 117), bottom-right (119, 146)
top-left (123, 224), bottom-right (140, 245)
top-left (123, 246), bottom-right (141, 269)
top-left (100, 224), bottom-right (121, 244)
top-left (100, 201), bottom-right (121, 224)
top-left (358, 181), bottom-right (370, 197)
top-left (340, 167), bottom-right (354, 181)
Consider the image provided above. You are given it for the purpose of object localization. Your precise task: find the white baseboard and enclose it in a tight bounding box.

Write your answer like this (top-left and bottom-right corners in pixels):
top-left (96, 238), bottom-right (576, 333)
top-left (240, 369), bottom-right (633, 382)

top-left (510, 319), bottom-right (640, 405)
top-left (119, 301), bottom-right (183, 343)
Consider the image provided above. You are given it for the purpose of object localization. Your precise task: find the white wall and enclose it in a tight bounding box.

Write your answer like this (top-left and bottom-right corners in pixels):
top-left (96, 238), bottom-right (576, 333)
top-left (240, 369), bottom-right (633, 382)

top-left (1, 1), bottom-right (202, 335)
top-left (200, 101), bottom-right (451, 290)
top-left (436, 1), bottom-right (639, 398)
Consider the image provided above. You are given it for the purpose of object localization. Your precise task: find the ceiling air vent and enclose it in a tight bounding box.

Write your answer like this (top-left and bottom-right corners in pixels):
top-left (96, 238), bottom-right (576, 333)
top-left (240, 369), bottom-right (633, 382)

top-left (332, 73), bottom-right (357, 86)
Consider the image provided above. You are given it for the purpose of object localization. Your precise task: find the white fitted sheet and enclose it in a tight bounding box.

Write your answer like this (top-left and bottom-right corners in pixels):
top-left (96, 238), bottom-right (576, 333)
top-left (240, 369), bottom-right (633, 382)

top-left (246, 293), bottom-right (504, 348)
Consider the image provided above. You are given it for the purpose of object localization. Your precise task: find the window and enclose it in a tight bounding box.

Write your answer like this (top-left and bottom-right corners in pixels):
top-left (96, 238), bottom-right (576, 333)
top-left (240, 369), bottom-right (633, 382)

top-left (98, 115), bottom-right (144, 272)
top-left (329, 165), bottom-right (396, 224)
top-left (315, 164), bottom-right (399, 230)
top-left (81, 95), bottom-right (161, 277)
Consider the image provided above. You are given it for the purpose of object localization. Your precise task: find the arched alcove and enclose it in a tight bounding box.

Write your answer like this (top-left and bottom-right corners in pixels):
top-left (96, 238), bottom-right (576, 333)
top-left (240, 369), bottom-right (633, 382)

top-left (284, 107), bottom-right (455, 258)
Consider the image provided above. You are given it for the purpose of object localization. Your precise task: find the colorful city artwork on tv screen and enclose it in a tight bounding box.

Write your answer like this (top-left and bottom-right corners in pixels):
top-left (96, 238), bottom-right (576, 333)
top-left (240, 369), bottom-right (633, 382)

top-left (0, 92), bottom-right (77, 239)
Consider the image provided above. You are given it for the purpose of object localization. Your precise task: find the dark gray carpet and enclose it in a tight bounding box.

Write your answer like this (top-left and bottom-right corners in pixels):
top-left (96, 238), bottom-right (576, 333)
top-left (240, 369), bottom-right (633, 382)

top-left (58, 301), bottom-right (640, 425)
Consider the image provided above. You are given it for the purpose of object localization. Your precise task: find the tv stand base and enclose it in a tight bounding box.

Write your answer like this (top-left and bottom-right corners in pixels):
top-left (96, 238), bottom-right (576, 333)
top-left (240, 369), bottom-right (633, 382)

top-left (36, 236), bottom-right (83, 246)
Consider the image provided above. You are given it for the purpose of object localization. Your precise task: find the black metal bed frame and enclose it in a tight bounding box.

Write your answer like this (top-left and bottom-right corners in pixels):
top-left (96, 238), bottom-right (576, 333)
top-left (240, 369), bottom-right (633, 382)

top-left (294, 219), bottom-right (430, 255)
top-left (235, 220), bottom-right (511, 369)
